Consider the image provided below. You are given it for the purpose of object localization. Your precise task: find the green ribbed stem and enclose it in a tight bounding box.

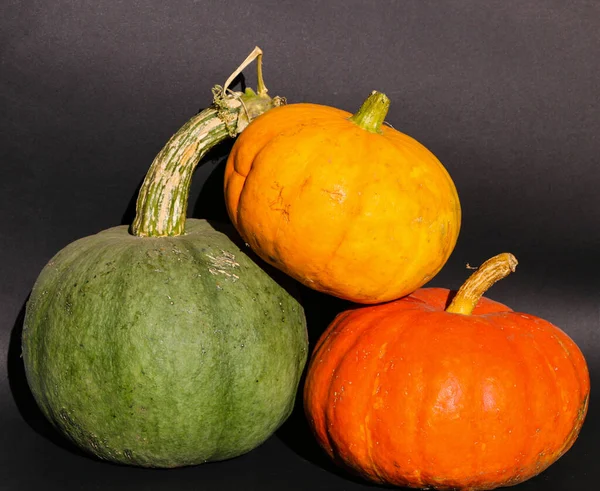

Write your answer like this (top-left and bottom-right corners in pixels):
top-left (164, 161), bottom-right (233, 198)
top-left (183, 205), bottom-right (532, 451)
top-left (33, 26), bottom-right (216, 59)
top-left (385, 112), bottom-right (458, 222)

top-left (349, 90), bottom-right (390, 134)
top-left (131, 88), bottom-right (283, 237)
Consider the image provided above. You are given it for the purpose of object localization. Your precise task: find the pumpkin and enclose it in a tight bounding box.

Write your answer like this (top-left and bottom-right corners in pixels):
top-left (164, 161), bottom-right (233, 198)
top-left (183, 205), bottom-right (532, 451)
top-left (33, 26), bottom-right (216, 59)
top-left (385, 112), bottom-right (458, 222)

top-left (223, 90), bottom-right (461, 304)
top-left (22, 48), bottom-right (308, 468)
top-left (303, 253), bottom-right (589, 490)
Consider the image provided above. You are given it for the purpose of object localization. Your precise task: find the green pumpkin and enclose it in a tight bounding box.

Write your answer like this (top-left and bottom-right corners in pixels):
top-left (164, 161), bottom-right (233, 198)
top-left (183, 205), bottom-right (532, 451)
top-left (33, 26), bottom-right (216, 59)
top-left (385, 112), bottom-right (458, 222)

top-left (21, 55), bottom-right (306, 468)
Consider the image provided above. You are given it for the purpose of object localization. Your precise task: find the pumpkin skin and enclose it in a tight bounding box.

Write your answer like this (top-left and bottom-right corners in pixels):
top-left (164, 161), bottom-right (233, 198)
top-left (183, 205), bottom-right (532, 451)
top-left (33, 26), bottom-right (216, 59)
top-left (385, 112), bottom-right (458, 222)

top-left (223, 93), bottom-right (461, 304)
top-left (21, 53), bottom-right (306, 468)
top-left (303, 286), bottom-right (589, 490)
top-left (22, 219), bottom-right (308, 467)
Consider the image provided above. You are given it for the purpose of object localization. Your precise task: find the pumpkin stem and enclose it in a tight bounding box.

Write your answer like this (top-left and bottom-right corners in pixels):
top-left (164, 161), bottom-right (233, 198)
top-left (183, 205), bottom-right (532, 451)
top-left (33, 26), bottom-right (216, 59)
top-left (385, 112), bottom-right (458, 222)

top-left (446, 253), bottom-right (518, 315)
top-left (131, 48), bottom-right (285, 238)
top-left (222, 46), bottom-right (268, 97)
top-left (349, 90), bottom-right (390, 134)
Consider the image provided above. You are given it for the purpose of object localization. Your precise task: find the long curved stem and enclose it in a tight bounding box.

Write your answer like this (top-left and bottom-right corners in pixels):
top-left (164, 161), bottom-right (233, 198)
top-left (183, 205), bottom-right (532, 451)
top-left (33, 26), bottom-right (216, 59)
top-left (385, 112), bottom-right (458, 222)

top-left (130, 105), bottom-right (231, 237)
top-left (131, 48), bottom-right (283, 237)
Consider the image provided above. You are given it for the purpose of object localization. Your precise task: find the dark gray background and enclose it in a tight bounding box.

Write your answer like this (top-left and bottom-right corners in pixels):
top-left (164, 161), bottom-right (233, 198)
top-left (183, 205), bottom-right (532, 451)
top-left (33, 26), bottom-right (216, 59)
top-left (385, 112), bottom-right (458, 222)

top-left (1, 1), bottom-right (598, 489)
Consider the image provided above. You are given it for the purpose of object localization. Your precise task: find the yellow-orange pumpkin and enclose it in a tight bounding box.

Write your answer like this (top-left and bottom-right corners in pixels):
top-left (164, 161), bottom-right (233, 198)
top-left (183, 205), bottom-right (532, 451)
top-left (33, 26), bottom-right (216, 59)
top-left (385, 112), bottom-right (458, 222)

top-left (223, 91), bottom-right (461, 303)
top-left (303, 254), bottom-right (589, 490)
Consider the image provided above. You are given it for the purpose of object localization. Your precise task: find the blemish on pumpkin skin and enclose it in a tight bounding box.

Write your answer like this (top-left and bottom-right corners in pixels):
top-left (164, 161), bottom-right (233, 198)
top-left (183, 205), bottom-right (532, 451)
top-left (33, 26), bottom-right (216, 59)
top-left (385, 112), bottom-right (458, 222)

top-left (206, 250), bottom-right (240, 281)
top-left (270, 181), bottom-right (284, 203)
top-left (268, 181), bottom-right (291, 221)
top-left (322, 185), bottom-right (347, 204)
top-left (299, 176), bottom-right (312, 191)
top-left (278, 204), bottom-right (291, 222)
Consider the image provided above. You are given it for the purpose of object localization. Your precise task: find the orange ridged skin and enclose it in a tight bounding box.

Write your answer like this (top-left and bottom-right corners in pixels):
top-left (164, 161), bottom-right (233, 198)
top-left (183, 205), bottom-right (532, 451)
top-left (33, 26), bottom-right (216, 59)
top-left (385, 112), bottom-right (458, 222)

top-left (303, 288), bottom-right (590, 490)
top-left (223, 102), bottom-right (461, 304)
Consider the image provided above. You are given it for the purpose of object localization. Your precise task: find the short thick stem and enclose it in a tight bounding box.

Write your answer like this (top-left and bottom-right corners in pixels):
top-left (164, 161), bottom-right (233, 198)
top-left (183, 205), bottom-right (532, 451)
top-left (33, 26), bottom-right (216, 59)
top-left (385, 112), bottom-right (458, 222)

top-left (348, 90), bottom-right (390, 134)
top-left (446, 253), bottom-right (518, 315)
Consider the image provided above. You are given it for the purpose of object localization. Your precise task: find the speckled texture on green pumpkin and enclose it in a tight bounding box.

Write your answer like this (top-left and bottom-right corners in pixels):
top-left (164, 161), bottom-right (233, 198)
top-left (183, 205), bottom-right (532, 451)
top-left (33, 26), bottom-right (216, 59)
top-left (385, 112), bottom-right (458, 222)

top-left (22, 219), bottom-right (308, 467)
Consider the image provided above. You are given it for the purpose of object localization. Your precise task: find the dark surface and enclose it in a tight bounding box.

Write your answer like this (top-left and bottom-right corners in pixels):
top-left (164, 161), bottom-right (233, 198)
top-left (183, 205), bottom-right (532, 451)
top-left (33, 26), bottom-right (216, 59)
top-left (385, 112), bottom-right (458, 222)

top-left (1, 1), bottom-right (598, 489)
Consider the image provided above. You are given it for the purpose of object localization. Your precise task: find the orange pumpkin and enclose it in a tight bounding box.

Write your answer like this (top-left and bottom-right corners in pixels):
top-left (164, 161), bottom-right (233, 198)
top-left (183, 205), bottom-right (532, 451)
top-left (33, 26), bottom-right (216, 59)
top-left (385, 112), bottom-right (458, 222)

top-left (223, 91), bottom-right (461, 303)
top-left (303, 254), bottom-right (590, 490)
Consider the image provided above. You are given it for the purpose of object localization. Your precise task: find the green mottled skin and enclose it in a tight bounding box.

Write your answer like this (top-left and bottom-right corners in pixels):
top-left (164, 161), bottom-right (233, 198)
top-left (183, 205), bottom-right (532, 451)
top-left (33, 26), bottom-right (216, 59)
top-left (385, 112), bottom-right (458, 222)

top-left (22, 219), bottom-right (308, 467)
